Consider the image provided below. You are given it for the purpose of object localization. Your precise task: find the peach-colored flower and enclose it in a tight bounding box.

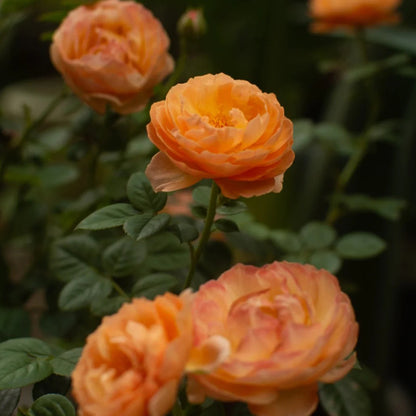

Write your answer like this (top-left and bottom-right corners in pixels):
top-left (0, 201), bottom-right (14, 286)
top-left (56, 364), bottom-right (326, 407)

top-left (145, 73), bottom-right (294, 199)
top-left (310, 0), bottom-right (401, 32)
top-left (50, 0), bottom-right (173, 114)
top-left (186, 262), bottom-right (358, 416)
top-left (72, 291), bottom-right (193, 416)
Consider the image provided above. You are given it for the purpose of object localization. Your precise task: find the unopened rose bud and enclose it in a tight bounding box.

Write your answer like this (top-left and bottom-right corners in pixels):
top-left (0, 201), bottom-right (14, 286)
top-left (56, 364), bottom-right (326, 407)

top-left (177, 8), bottom-right (206, 38)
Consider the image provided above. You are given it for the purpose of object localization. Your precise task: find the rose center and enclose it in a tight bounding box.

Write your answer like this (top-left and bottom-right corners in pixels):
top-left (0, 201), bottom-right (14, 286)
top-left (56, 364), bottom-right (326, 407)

top-left (207, 112), bottom-right (231, 128)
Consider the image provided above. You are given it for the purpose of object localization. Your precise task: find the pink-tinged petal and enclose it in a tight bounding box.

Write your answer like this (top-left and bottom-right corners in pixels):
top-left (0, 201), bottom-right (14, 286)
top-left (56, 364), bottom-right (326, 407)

top-left (187, 335), bottom-right (231, 373)
top-left (187, 262), bottom-right (358, 409)
top-left (145, 152), bottom-right (201, 192)
top-left (248, 385), bottom-right (319, 416)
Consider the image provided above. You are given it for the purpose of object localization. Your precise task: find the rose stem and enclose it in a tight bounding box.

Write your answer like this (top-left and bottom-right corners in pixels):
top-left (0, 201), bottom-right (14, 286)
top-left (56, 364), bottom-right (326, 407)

top-left (326, 27), bottom-right (381, 224)
top-left (172, 399), bottom-right (185, 416)
top-left (183, 181), bottom-right (220, 289)
top-left (109, 277), bottom-right (131, 301)
top-left (0, 88), bottom-right (69, 186)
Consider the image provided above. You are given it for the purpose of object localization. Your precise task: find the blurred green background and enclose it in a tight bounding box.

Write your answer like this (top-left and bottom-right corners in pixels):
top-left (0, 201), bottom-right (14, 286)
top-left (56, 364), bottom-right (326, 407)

top-left (1, 0), bottom-right (415, 415)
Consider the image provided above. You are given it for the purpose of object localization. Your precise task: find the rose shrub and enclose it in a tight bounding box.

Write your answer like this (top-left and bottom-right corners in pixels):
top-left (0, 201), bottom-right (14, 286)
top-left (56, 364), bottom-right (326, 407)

top-left (50, 0), bottom-right (174, 114)
top-left (187, 262), bottom-right (358, 416)
top-left (310, 0), bottom-right (401, 32)
top-left (145, 73), bottom-right (294, 199)
top-left (72, 291), bottom-right (193, 416)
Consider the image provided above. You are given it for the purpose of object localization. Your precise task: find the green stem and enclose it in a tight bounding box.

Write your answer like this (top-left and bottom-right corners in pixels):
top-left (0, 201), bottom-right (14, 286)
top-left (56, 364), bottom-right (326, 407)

top-left (183, 182), bottom-right (220, 289)
top-left (354, 28), bottom-right (380, 130)
top-left (326, 28), bottom-right (380, 224)
top-left (172, 399), bottom-right (185, 416)
top-left (110, 277), bottom-right (131, 300)
top-left (20, 88), bottom-right (69, 144)
top-left (0, 88), bottom-right (69, 186)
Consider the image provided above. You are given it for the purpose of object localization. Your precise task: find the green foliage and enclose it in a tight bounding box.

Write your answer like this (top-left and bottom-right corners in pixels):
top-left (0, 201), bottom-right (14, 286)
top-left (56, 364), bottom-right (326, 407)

top-left (5, 164), bottom-right (79, 188)
top-left (123, 213), bottom-right (155, 238)
top-left (335, 194), bottom-right (406, 221)
top-left (366, 26), bottom-right (416, 55)
top-left (292, 119), bottom-right (314, 151)
top-left (1, 2), bottom-right (413, 415)
top-left (0, 338), bottom-right (82, 391)
top-left (192, 186), bottom-right (212, 207)
top-left (216, 199), bottom-right (247, 216)
top-left (76, 203), bottom-right (139, 230)
top-left (169, 219), bottom-right (199, 243)
top-left (58, 274), bottom-right (112, 311)
top-left (90, 296), bottom-right (125, 317)
top-left (314, 123), bottom-right (355, 155)
top-left (336, 233), bottom-right (387, 259)
top-left (28, 394), bottom-right (75, 416)
top-left (191, 205), bottom-right (208, 219)
top-left (309, 250), bottom-right (342, 274)
top-left (269, 230), bottom-right (302, 253)
top-left (0, 338), bottom-right (53, 389)
top-left (50, 348), bottom-right (83, 377)
top-left (126, 172), bottom-right (167, 212)
top-left (102, 238), bottom-right (147, 277)
top-left (299, 222), bottom-right (337, 250)
top-left (319, 369), bottom-right (375, 416)
top-left (50, 235), bottom-right (101, 282)
top-left (132, 273), bottom-right (178, 299)
top-left (144, 233), bottom-right (190, 271)
top-left (134, 213), bottom-right (171, 240)
top-left (214, 218), bottom-right (239, 233)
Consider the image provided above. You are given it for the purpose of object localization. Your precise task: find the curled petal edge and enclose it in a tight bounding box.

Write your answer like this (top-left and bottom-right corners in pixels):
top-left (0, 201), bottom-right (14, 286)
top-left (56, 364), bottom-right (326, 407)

top-left (145, 151), bottom-right (201, 192)
top-left (186, 335), bottom-right (231, 373)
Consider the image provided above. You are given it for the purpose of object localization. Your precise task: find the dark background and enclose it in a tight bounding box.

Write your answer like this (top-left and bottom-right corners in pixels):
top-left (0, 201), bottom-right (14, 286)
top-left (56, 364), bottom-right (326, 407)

top-left (0, 1), bottom-right (415, 414)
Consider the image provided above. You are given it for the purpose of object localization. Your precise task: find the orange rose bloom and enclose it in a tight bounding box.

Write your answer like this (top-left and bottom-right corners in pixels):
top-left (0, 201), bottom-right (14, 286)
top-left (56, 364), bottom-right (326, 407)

top-left (145, 73), bottom-right (294, 199)
top-left (186, 262), bottom-right (358, 416)
top-left (310, 0), bottom-right (401, 32)
top-left (72, 291), bottom-right (193, 416)
top-left (50, 0), bottom-right (173, 114)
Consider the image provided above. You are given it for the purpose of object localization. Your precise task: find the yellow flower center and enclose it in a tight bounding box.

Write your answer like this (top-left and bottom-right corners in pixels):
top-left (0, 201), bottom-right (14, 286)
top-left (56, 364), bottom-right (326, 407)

top-left (208, 112), bottom-right (230, 128)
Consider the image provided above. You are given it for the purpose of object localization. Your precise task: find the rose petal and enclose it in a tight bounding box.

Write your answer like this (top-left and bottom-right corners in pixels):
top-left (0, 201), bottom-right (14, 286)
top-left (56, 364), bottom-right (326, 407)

top-left (248, 385), bottom-right (319, 416)
top-left (145, 152), bottom-right (201, 192)
top-left (187, 335), bottom-right (231, 373)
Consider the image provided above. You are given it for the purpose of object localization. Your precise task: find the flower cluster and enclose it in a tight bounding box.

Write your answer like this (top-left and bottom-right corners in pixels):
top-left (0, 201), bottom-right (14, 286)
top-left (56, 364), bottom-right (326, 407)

top-left (73, 262), bottom-right (358, 416)
top-left (49, 2), bottom-right (362, 415)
